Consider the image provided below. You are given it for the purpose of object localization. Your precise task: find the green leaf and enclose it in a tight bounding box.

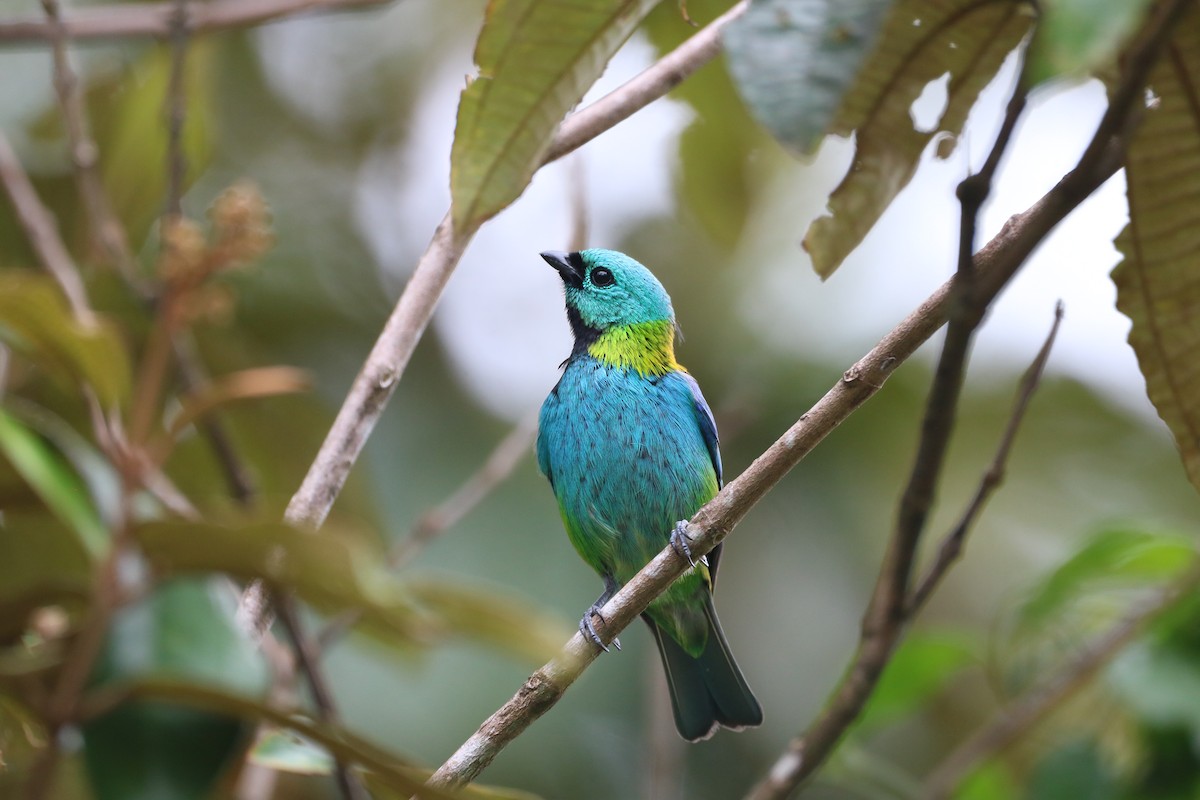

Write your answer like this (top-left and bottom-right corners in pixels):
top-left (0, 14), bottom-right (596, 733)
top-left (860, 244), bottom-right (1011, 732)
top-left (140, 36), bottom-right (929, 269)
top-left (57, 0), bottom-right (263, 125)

top-left (1026, 0), bottom-right (1153, 84)
top-left (249, 729), bottom-right (335, 776)
top-left (802, 0), bottom-right (1031, 278)
top-left (133, 520), bottom-right (435, 646)
top-left (83, 578), bottom-right (269, 800)
top-left (408, 576), bottom-right (572, 665)
top-left (0, 273), bottom-right (132, 406)
top-left (855, 630), bottom-right (976, 732)
top-left (1017, 529), bottom-right (1195, 629)
top-left (0, 405), bottom-right (107, 557)
top-left (1112, 11), bottom-right (1200, 496)
top-left (450, 0), bottom-right (662, 231)
top-left (724, 0), bottom-right (892, 155)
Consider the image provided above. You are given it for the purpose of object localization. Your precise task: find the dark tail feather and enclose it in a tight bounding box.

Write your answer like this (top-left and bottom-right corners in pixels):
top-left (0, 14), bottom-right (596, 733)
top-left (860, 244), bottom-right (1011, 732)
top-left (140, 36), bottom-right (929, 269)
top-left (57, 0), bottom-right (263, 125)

top-left (644, 596), bottom-right (763, 742)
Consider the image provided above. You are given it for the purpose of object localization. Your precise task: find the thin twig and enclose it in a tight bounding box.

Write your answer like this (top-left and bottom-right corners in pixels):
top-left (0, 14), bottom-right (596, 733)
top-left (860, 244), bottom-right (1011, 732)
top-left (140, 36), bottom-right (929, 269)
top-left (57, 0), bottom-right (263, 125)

top-left (0, 0), bottom-right (391, 44)
top-left (0, 131), bottom-right (93, 322)
top-left (163, 0), bottom-right (189, 220)
top-left (921, 567), bottom-right (1200, 800)
top-left (422, 135), bottom-right (1127, 794)
top-left (273, 592), bottom-right (370, 800)
top-left (173, 335), bottom-right (259, 505)
top-left (41, 0), bottom-right (138, 279)
top-left (907, 302), bottom-right (1064, 615)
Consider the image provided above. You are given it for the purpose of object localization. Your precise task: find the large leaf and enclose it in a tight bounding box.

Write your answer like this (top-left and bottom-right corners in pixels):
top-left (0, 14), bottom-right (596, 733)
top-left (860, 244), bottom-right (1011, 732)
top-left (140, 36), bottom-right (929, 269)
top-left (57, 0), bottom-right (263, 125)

top-left (407, 576), bottom-right (571, 665)
top-left (1026, 0), bottom-right (1153, 84)
top-left (83, 578), bottom-right (269, 800)
top-left (254, 730), bottom-right (545, 800)
top-left (450, 0), bottom-right (662, 231)
top-left (0, 406), bottom-right (107, 558)
top-left (802, 0), bottom-right (1031, 278)
top-left (134, 520), bottom-right (435, 645)
top-left (134, 522), bottom-right (566, 662)
top-left (83, 678), bottom-right (457, 800)
top-left (724, 0), bottom-right (893, 155)
top-left (1112, 12), bottom-right (1200, 495)
top-left (0, 273), bottom-right (131, 406)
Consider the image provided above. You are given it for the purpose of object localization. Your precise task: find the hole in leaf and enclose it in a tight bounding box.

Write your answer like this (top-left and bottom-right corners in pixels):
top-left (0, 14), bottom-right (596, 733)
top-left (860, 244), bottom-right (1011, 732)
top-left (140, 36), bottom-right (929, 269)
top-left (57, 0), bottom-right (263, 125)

top-left (910, 72), bottom-right (950, 134)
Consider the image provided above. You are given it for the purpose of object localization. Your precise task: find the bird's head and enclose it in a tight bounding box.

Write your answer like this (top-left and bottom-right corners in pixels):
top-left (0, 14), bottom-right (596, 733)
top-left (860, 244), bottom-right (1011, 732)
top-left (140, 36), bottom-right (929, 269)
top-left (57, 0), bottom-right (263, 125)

top-left (540, 249), bottom-right (674, 336)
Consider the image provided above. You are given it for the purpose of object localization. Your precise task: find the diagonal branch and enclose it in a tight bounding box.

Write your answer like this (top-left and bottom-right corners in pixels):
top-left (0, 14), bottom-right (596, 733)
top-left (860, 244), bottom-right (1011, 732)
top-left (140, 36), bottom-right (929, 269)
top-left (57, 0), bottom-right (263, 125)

top-left (423, 134), bottom-right (1127, 793)
top-left (0, 131), bottom-right (93, 322)
top-left (744, 2), bottom-right (1193, 795)
top-left (0, 0), bottom-right (392, 44)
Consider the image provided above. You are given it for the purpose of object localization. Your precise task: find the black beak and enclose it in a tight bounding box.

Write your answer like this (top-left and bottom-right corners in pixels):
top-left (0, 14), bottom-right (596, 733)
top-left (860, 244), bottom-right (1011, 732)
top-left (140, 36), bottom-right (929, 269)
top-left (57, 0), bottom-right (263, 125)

top-left (540, 250), bottom-right (585, 288)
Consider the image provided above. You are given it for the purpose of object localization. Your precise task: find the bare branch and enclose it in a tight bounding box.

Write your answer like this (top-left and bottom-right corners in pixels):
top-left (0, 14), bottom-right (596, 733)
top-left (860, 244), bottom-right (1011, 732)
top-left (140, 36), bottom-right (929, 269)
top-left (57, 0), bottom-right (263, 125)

top-left (273, 592), bottom-right (369, 800)
top-left (0, 131), bottom-right (93, 322)
top-left (922, 566), bottom-right (1200, 800)
top-left (163, 0), bottom-right (189, 220)
top-left (41, 0), bottom-right (138, 280)
top-left (907, 302), bottom-right (1064, 615)
top-left (546, 1), bottom-right (749, 163)
top-left (0, 0), bottom-right (392, 44)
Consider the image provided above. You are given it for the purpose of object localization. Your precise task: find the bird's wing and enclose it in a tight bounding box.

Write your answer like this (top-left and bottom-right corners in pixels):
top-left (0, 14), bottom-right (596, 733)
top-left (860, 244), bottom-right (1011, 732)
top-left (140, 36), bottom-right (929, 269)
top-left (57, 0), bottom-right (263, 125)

top-left (536, 402), bottom-right (554, 490)
top-left (681, 372), bottom-right (722, 487)
top-left (680, 371), bottom-right (724, 587)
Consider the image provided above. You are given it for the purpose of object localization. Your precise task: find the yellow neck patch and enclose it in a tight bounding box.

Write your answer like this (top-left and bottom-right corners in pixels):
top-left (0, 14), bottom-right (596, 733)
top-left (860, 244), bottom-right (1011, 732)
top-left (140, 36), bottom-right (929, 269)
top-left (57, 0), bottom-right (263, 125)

top-left (588, 319), bottom-right (682, 377)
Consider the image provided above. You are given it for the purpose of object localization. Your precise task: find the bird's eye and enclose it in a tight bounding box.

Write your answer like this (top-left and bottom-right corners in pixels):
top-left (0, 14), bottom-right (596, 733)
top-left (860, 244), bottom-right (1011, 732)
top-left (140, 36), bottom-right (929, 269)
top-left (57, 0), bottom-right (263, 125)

top-left (590, 267), bottom-right (615, 287)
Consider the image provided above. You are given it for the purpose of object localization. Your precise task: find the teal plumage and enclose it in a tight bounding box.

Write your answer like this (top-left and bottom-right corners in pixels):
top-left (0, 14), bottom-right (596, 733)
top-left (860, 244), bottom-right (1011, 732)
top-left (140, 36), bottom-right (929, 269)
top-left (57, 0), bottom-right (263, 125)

top-left (536, 249), bottom-right (762, 741)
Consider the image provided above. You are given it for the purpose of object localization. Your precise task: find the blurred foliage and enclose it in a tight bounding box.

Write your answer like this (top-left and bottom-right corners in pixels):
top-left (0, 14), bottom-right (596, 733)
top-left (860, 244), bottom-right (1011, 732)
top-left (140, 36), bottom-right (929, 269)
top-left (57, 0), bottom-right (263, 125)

top-left (0, 0), bottom-right (1198, 799)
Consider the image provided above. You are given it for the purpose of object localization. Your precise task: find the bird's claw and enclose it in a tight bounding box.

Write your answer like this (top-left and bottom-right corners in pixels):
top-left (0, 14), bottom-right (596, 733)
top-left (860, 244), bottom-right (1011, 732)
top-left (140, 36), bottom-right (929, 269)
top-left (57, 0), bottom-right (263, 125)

top-left (670, 520), bottom-right (696, 567)
top-left (580, 604), bottom-right (620, 652)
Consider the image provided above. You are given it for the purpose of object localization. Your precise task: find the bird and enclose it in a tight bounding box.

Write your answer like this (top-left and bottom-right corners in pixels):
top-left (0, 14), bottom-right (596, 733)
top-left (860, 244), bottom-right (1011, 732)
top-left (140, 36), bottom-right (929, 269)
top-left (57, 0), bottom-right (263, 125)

top-left (535, 248), bottom-right (763, 741)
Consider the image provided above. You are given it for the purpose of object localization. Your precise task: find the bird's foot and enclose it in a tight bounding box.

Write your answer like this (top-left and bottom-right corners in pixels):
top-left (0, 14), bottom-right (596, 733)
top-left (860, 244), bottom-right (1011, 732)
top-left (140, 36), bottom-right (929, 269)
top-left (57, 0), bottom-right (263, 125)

top-left (580, 604), bottom-right (621, 652)
top-left (670, 520), bottom-right (696, 567)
